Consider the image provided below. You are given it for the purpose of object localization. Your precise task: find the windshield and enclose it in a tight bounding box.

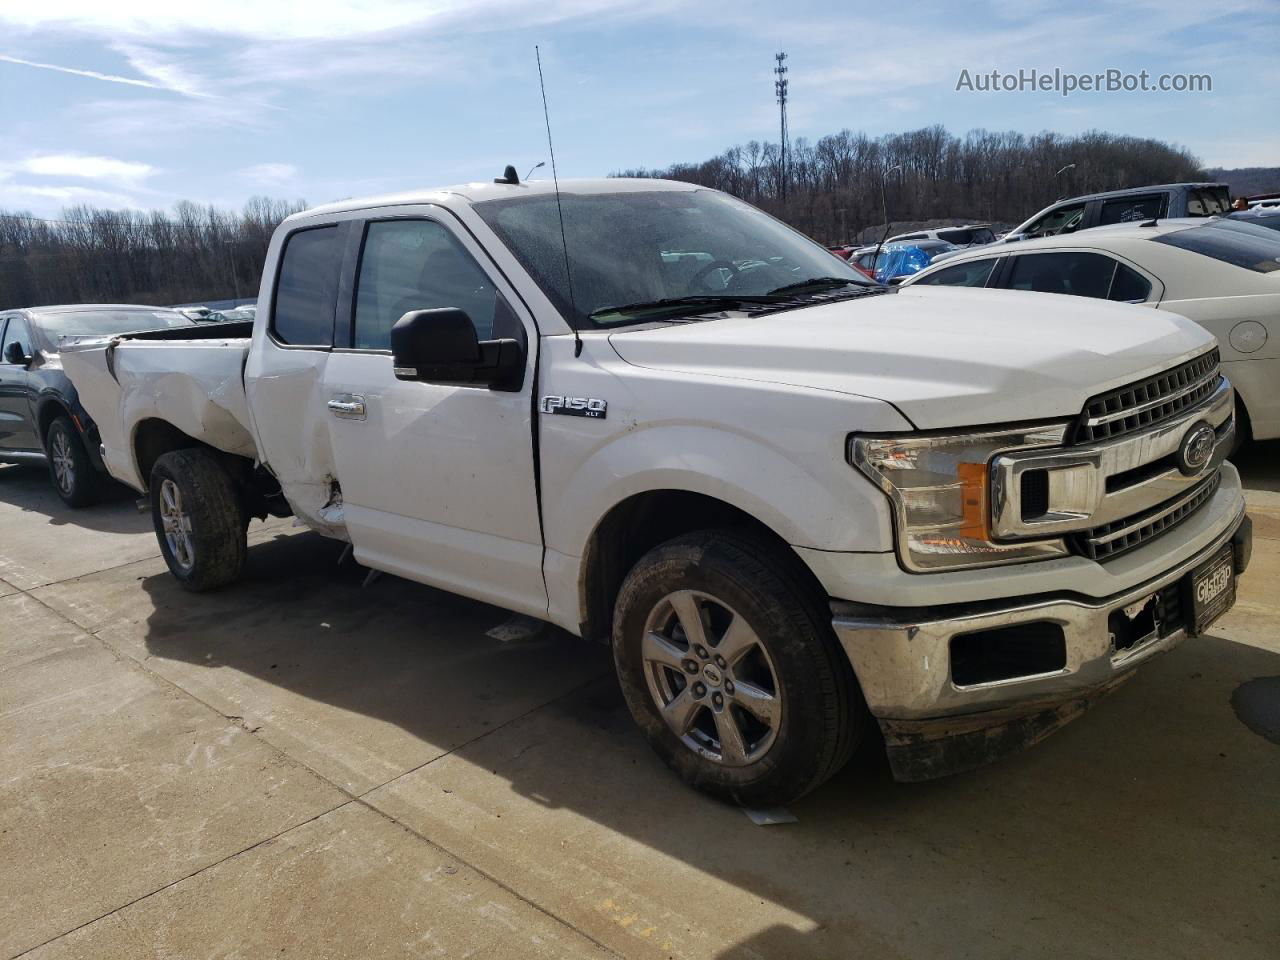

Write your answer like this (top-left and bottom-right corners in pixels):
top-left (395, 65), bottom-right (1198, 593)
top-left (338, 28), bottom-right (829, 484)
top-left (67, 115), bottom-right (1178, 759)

top-left (1151, 219), bottom-right (1280, 274)
top-left (474, 189), bottom-right (873, 328)
top-left (38, 308), bottom-right (195, 340)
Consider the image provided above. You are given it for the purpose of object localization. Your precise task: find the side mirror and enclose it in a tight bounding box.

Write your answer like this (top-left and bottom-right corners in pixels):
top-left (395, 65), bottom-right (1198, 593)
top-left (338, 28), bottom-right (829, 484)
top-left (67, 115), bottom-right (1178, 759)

top-left (3, 341), bottom-right (30, 365)
top-left (391, 308), bottom-right (523, 390)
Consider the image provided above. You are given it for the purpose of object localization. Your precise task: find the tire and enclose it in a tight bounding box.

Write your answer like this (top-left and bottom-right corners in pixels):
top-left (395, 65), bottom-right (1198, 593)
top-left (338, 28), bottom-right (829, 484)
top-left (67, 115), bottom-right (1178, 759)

top-left (45, 415), bottom-right (103, 508)
top-left (150, 448), bottom-right (247, 592)
top-left (612, 530), bottom-right (864, 806)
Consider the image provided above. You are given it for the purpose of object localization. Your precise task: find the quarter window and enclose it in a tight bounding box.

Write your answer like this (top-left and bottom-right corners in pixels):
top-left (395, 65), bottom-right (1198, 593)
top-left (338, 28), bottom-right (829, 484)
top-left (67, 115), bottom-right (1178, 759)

top-left (1109, 263), bottom-right (1152, 302)
top-left (913, 258), bottom-right (998, 287)
top-left (272, 226), bottom-right (342, 346)
top-left (354, 219), bottom-right (501, 350)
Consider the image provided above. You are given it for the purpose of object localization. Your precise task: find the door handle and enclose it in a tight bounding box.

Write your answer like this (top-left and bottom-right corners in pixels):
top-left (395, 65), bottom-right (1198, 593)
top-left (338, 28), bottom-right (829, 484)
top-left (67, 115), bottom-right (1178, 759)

top-left (327, 395), bottom-right (366, 420)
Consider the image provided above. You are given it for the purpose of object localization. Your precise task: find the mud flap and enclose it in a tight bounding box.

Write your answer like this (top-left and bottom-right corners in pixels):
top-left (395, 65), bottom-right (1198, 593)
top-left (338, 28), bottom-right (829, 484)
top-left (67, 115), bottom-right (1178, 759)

top-left (879, 675), bottom-right (1133, 782)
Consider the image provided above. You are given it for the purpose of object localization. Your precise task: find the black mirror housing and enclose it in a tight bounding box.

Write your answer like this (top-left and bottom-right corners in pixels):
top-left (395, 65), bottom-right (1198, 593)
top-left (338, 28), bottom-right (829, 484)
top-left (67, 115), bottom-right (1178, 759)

top-left (3, 341), bottom-right (30, 365)
top-left (391, 308), bottom-right (523, 391)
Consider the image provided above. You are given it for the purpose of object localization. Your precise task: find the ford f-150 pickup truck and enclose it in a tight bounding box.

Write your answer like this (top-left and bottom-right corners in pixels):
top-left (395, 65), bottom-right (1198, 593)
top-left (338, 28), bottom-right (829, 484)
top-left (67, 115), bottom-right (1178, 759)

top-left (61, 177), bottom-right (1252, 805)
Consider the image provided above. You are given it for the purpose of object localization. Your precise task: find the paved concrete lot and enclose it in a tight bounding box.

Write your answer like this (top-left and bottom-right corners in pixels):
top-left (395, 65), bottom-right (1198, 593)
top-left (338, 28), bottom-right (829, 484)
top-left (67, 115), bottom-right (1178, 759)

top-left (2, 452), bottom-right (1277, 960)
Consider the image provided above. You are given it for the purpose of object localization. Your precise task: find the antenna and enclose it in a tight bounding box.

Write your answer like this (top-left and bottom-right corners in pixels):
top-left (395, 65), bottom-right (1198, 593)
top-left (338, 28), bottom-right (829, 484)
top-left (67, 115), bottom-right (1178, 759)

top-left (872, 164), bottom-right (902, 284)
top-left (774, 52), bottom-right (789, 201)
top-left (536, 45), bottom-right (582, 358)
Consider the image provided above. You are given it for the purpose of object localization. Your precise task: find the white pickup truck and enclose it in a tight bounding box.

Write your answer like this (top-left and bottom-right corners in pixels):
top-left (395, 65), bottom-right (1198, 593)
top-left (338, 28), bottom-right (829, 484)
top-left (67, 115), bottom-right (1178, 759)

top-left (62, 177), bottom-right (1252, 804)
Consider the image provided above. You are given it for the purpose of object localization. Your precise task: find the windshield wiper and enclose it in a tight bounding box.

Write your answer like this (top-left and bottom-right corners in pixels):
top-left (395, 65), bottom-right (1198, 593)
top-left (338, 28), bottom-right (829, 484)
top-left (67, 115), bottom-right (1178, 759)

top-left (766, 276), bottom-right (870, 295)
top-left (588, 294), bottom-right (780, 320)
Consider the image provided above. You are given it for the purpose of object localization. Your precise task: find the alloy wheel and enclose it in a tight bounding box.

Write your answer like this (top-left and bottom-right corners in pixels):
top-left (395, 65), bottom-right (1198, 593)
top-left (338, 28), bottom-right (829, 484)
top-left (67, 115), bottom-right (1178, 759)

top-left (50, 430), bottom-right (75, 495)
top-left (641, 590), bottom-right (782, 766)
top-left (159, 479), bottom-right (196, 573)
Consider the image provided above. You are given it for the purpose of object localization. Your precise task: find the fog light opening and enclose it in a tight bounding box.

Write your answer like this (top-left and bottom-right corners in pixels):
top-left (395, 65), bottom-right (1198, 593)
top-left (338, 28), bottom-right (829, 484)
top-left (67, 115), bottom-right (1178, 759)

top-left (950, 622), bottom-right (1067, 687)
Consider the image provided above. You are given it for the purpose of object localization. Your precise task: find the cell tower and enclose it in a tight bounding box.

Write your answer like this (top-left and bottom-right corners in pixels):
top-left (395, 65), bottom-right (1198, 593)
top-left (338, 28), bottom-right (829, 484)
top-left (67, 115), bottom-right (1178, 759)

top-left (774, 52), bottom-right (789, 200)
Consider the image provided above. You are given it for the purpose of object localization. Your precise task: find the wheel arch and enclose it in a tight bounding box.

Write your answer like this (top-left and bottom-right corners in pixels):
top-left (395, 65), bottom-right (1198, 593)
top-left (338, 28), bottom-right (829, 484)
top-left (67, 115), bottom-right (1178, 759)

top-left (577, 488), bottom-right (829, 643)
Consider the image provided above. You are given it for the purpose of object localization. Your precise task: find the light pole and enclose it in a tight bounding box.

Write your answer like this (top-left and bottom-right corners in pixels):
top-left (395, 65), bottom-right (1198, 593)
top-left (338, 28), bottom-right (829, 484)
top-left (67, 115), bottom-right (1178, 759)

top-left (525, 161), bottom-right (545, 181)
top-left (221, 239), bottom-right (241, 299)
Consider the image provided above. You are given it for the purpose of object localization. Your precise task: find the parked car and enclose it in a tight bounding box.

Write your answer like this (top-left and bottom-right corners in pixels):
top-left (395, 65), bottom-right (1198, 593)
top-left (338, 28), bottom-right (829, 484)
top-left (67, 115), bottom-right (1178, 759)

top-left (885, 224), bottom-right (997, 248)
top-left (207, 306), bottom-right (257, 322)
top-left (849, 244), bottom-right (880, 277)
top-left (1003, 183), bottom-right (1232, 242)
top-left (826, 245), bottom-right (857, 261)
top-left (62, 178), bottom-right (1249, 804)
top-left (0, 304), bottom-right (196, 505)
top-left (902, 217), bottom-right (1280, 445)
top-left (1229, 207), bottom-right (1280, 233)
top-left (873, 239), bottom-right (958, 283)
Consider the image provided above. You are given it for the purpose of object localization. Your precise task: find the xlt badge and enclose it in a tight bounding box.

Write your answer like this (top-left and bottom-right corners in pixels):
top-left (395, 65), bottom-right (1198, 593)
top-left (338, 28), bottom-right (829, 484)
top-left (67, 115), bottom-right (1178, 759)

top-left (540, 395), bottom-right (607, 419)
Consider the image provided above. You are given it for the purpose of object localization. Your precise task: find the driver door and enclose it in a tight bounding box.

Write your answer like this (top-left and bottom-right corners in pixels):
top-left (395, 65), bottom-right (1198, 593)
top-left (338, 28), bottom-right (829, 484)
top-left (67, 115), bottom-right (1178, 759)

top-left (322, 210), bottom-right (546, 617)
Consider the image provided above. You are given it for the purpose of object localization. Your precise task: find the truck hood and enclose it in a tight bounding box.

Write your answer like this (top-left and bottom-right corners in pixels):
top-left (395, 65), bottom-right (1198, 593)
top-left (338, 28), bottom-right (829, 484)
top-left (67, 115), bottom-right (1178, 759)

top-left (607, 287), bottom-right (1216, 429)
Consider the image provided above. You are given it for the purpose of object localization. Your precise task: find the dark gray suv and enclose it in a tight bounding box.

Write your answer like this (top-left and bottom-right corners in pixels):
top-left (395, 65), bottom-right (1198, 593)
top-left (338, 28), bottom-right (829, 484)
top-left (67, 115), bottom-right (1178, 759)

top-left (0, 304), bottom-right (195, 506)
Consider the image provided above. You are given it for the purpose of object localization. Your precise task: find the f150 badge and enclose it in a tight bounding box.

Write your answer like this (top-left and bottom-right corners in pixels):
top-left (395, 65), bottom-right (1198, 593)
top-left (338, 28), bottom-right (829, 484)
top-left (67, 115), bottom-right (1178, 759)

top-left (540, 395), bottom-right (607, 419)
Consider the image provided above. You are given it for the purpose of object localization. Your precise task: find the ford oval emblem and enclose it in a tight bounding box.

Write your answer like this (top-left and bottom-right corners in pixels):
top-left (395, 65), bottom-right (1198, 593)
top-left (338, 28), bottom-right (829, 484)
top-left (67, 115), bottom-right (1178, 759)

top-left (1177, 422), bottom-right (1217, 476)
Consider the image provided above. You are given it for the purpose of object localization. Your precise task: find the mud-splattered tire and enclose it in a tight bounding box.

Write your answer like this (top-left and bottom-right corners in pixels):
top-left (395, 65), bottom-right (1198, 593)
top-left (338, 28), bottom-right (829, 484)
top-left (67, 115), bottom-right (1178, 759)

top-left (150, 448), bottom-right (247, 592)
top-left (612, 530), bottom-right (864, 806)
top-left (45, 416), bottom-right (102, 508)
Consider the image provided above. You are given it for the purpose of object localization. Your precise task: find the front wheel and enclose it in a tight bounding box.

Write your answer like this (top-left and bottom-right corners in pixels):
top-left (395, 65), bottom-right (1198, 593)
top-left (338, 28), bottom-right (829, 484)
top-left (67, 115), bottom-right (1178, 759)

top-left (150, 448), bottom-right (247, 592)
top-left (612, 531), bottom-right (864, 806)
top-left (45, 415), bottom-right (103, 508)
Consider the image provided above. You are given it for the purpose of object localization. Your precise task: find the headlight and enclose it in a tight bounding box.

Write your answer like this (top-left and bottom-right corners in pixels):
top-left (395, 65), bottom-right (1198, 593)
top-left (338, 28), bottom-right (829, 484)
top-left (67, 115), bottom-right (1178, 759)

top-left (850, 426), bottom-right (1070, 571)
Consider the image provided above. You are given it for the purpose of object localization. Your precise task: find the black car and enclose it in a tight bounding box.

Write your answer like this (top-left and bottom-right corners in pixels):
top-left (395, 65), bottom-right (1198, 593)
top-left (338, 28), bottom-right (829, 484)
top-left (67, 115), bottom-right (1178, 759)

top-left (0, 304), bottom-right (196, 506)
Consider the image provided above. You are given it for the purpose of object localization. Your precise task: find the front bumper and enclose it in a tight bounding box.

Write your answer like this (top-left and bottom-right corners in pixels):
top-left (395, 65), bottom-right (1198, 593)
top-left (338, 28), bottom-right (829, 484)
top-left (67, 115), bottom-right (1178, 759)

top-left (832, 507), bottom-right (1251, 781)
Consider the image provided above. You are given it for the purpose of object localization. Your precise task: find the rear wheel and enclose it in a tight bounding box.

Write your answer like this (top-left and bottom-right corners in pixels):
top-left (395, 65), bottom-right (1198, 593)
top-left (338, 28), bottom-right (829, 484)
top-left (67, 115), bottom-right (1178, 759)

top-left (150, 448), bottom-right (247, 591)
top-left (612, 530), bottom-right (864, 806)
top-left (45, 416), bottom-right (102, 508)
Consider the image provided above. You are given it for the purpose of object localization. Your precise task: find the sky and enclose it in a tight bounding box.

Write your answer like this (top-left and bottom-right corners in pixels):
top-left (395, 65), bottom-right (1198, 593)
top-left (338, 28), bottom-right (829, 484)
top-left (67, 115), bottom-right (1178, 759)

top-left (0, 0), bottom-right (1277, 217)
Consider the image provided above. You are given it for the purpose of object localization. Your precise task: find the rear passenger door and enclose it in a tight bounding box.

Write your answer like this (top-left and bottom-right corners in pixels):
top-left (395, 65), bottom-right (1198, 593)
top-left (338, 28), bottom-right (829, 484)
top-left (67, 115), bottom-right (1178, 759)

top-left (0, 315), bottom-right (41, 452)
top-left (320, 209), bottom-right (546, 618)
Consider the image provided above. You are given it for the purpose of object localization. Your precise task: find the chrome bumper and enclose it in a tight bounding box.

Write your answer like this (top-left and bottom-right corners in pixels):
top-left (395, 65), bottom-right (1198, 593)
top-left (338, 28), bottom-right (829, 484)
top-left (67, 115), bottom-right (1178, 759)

top-left (832, 501), bottom-right (1249, 723)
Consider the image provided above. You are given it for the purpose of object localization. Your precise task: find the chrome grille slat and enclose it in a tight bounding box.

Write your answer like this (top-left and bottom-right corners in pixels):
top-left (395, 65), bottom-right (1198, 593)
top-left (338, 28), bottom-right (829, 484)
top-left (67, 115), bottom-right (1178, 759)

top-left (1073, 349), bottom-right (1221, 444)
top-left (1073, 472), bottom-right (1221, 562)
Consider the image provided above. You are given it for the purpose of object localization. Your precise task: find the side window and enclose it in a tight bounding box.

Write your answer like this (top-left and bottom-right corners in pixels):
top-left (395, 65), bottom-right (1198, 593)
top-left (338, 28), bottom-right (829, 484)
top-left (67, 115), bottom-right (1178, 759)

top-left (914, 258), bottom-right (998, 287)
top-left (1187, 188), bottom-right (1230, 216)
top-left (1, 316), bottom-right (33, 359)
top-left (1108, 263), bottom-right (1152, 302)
top-left (354, 219), bottom-right (500, 350)
top-left (1098, 195), bottom-right (1167, 225)
top-left (1005, 252), bottom-right (1117, 298)
top-left (1025, 203), bottom-right (1086, 238)
top-left (272, 225), bottom-right (342, 346)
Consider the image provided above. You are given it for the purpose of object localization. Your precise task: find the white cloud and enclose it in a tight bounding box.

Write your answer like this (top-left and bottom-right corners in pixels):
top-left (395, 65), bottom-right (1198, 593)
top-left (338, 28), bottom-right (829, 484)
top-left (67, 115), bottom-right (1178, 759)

top-left (0, 53), bottom-right (180, 92)
top-left (0, 0), bottom-right (671, 41)
top-left (0, 183), bottom-right (141, 209)
top-left (21, 153), bottom-right (156, 186)
top-left (241, 163), bottom-right (298, 184)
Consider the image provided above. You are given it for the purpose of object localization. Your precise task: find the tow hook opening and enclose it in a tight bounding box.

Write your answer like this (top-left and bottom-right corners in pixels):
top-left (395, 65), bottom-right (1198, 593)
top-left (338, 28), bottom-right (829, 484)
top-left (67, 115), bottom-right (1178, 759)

top-left (950, 622), bottom-right (1067, 687)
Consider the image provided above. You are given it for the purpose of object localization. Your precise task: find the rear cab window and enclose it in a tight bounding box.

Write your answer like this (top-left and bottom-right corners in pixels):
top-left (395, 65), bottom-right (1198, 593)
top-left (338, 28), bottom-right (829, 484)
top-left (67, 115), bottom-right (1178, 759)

top-left (1152, 219), bottom-right (1280, 273)
top-left (271, 225), bottom-right (344, 346)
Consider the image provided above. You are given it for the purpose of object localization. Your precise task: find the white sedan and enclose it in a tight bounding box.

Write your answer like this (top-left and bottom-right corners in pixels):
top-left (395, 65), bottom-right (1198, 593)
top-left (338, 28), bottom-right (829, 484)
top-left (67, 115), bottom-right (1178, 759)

top-left (901, 217), bottom-right (1280, 443)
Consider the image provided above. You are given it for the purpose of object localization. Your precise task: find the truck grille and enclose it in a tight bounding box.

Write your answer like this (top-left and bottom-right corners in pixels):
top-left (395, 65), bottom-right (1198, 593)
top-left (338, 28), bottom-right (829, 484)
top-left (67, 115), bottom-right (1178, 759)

top-left (1073, 472), bottom-right (1221, 562)
top-left (1072, 349), bottom-right (1221, 444)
